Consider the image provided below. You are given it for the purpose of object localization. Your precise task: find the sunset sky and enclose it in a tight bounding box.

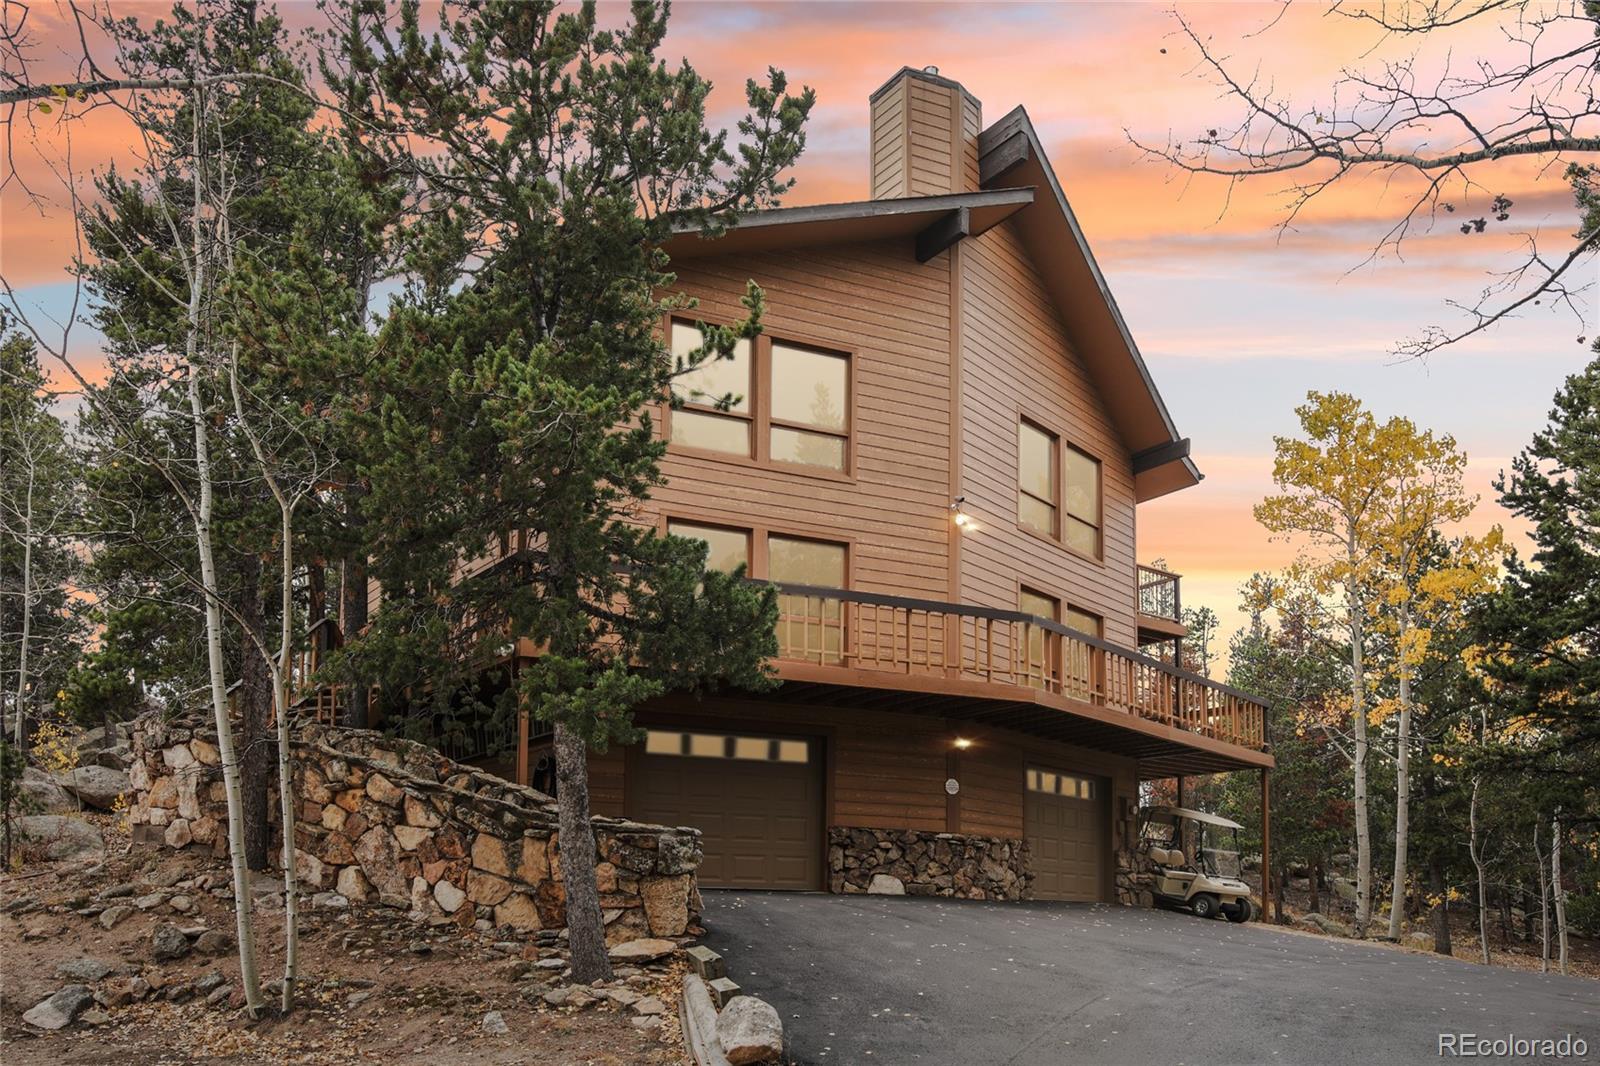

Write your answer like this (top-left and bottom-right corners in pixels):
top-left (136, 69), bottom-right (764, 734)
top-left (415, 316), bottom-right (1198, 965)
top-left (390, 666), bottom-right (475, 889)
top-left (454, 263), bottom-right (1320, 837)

top-left (3, 1), bottom-right (1592, 655)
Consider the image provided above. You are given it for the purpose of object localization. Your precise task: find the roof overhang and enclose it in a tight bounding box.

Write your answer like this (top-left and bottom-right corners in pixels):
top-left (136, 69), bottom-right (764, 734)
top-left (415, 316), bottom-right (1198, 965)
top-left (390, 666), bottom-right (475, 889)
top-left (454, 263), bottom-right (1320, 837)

top-left (979, 106), bottom-right (1201, 502)
top-left (662, 188), bottom-right (1034, 261)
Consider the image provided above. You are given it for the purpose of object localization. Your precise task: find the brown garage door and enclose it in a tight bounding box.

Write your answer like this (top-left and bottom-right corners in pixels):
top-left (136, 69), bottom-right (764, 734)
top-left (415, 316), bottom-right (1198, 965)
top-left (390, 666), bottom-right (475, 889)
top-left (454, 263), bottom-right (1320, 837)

top-left (1024, 766), bottom-right (1107, 902)
top-left (633, 729), bottom-right (822, 890)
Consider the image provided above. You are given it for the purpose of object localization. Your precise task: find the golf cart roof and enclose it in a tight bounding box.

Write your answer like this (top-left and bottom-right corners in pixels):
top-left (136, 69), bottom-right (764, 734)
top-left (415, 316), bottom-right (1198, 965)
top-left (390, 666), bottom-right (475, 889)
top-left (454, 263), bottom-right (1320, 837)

top-left (1143, 806), bottom-right (1244, 830)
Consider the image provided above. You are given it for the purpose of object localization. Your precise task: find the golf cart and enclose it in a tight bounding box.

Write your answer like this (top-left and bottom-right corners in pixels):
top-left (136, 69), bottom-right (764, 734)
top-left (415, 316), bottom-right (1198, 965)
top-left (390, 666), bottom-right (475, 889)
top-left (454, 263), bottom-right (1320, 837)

top-left (1139, 806), bottom-right (1256, 922)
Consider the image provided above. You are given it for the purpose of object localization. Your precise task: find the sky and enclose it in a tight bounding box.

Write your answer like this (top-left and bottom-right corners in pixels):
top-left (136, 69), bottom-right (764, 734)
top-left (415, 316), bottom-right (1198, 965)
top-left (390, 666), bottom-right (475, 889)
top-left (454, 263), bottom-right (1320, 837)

top-left (2, 1), bottom-right (1593, 658)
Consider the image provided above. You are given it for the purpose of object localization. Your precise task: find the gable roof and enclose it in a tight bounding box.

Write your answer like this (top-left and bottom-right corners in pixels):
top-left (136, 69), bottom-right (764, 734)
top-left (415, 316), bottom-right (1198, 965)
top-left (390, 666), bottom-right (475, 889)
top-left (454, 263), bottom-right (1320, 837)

top-left (977, 106), bottom-right (1200, 500)
top-left (662, 109), bottom-right (1201, 502)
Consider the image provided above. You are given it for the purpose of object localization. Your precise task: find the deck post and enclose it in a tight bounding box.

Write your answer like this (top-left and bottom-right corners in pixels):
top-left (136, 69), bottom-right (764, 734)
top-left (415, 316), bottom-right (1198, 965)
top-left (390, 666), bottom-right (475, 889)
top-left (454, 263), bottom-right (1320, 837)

top-left (515, 684), bottom-right (531, 787)
top-left (1260, 767), bottom-right (1273, 918)
top-left (1174, 774), bottom-right (1185, 810)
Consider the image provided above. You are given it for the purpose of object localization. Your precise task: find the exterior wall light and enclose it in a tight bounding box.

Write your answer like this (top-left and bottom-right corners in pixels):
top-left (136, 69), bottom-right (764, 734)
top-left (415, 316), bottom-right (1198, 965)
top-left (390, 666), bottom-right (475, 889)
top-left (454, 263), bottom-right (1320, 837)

top-left (953, 737), bottom-right (973, 750)
top-left (950, 495), bottom-right (969, 528)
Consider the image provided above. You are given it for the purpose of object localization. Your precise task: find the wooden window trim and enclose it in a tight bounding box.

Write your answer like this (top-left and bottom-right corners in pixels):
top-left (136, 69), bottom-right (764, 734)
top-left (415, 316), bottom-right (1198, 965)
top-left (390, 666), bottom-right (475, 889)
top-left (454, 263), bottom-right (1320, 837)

top-left (659, 513), bottom-right (856, 588)
top-left (1063, 442), bottom-right (1104, 562)
top-left (1015, 408), bottom-right (1107, 567)
top-left (662, 314), bottom-right (858, 484)
top-left (1017, 417), bottom-right (1059, 540)
top-left (663, 518), bottom-right (754, 575)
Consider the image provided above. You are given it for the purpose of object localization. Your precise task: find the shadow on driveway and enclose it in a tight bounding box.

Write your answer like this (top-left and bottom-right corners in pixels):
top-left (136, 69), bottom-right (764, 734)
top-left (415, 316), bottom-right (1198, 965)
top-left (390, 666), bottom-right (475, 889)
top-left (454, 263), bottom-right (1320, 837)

top-left (700, 890), bottom-right (1599, 1066)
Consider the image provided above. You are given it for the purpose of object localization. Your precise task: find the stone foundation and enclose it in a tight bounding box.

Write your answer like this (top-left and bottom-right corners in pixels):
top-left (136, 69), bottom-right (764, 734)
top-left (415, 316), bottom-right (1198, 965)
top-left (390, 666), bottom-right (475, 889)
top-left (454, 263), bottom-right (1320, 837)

top-left (827, 826), bottom-right (1030, 900)
top-left (1115, 846), bottom-right (1157, 907)
top-left (127, 714), bottom-right (701, 943)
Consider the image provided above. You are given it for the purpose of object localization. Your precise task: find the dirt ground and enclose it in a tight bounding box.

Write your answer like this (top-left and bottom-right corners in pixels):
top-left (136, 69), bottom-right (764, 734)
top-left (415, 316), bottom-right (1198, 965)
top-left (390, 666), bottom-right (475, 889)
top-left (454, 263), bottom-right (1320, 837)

top-left (1263, 875), bottom-right (1600, 979)
top-left (0, 815), bottom-right (691, 1066)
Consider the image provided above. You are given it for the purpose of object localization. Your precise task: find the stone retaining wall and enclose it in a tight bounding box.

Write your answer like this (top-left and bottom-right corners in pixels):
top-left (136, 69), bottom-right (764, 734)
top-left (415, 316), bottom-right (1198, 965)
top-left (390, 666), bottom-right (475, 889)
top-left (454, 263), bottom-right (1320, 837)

top-left (127, 714), bottom-right (702, 943)
top-left (1114, 846), bottom-right (1157, 907)
top-left (828, 826), bottom-right (1030, 900)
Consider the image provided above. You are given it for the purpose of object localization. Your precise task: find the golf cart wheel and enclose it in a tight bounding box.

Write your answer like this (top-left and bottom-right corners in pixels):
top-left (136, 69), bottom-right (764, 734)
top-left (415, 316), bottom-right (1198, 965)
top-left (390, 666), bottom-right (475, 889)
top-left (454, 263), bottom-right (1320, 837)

top-left (1192, 893), bottom-right (1220, 920)
top-left (1226, 899), bottom-right (1254, 924)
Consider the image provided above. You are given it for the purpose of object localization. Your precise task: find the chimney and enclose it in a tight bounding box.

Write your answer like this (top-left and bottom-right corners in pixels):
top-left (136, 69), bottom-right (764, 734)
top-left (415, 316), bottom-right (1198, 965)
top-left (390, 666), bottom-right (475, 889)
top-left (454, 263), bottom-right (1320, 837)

top-left (869, 66), bottom-right (981, 200)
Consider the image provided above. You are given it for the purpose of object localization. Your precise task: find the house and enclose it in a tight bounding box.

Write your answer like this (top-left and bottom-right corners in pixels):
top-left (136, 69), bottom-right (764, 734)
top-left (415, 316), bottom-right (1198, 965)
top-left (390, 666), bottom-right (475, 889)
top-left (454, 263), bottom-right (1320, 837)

top-left (504, 66), bottom-right (1275, 905)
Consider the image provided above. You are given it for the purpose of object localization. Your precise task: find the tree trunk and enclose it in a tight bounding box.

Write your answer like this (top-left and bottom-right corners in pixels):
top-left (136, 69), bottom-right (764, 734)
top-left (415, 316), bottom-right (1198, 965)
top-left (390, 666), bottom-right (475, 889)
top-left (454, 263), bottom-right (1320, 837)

top-left (1468, 776), bottom-right (1489, 964)
top-left (1428, 857), bottom-right (1451, 956)
top-left (339, 479), bottom-right (369, 730)
top-left (11, 465), bottom-right (34, 748)
top-left (237, 559), bottom-right (273, 870)
top-left (553, 720), bottom-right (610, 983)
top-left (1309, 860), bottom-right (1321, 915)
top-left (1386, 605), bottom-right (1413, 941)
top-left (1534, 819), bottom-right (1550, 973)
top-left (271, 511), bottom-right (300, 1013)
top-left (1273, 868), bottom-right (1286, 924)
top-left (1552, 813), bottom-right (1569, 975)
top-left (1347, 563), bottom-right (1373, 938)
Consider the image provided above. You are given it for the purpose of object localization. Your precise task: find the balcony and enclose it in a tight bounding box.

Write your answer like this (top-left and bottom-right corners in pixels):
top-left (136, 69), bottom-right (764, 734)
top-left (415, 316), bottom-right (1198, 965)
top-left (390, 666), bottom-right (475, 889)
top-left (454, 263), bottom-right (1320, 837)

top-left (765, 584), bottom-right (1269, 776)
top-left (1136, 563), bottom-right (1187, 647)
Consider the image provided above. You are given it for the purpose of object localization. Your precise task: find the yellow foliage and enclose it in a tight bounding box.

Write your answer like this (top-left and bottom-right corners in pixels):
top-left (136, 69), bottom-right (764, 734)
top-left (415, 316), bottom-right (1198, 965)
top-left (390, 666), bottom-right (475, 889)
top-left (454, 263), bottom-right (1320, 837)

top-left (30, 718), bottom-right (82, 777)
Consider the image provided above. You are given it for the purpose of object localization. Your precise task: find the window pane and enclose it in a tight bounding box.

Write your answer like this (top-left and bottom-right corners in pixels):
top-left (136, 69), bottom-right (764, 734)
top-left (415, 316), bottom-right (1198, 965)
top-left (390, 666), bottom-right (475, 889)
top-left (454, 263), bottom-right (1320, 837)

top-left (770, 426), bottom-right (846, 470)
top-left (1018, 492), bottom-right (1056, 536)
top-left (667, 521), bottom-right (749, 574)
top-left (645, 730), bottom-right (682, 755)
top-left (1065, 516), bottom-right (1100, 558)
top-left (671, 409), bottom-right (751, 456)
top-left (777, 739), bottom-right (809, 763)
top-left (1064, 606), bottom-right (1102, 639)
top-left (768, 536), bottom-right (846, 588)
top-left (1019, 588), bottom-right (1058, 620)
top-left (1018, 422), bottom-right (1056, 502)
top-left (1064, 446), bottom-right (1099, 523)
top-left (1038, 771), bottom-right (1058, 795)
top-left (733, 736), bottom-right (771, 761)
top-left (771, 342), bottom-right (848, 431)
top-left (671, 322), bottom-right (751, 413)
top-left (688, 733), bottom-right (725, 758)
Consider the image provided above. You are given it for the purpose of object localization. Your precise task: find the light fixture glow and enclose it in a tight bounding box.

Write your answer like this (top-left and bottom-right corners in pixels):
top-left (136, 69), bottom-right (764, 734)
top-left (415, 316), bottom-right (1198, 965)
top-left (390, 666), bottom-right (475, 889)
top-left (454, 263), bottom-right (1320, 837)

top-left (953, 737), bottom-right (973, 750)
top-left (950, 495), bottom-right (969, 528)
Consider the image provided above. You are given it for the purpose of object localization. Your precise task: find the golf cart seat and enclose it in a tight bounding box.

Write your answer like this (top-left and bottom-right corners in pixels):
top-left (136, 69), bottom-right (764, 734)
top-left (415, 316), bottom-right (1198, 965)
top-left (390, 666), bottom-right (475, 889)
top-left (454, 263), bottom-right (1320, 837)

top-left (1166, 848), bottom-right (1187, 868)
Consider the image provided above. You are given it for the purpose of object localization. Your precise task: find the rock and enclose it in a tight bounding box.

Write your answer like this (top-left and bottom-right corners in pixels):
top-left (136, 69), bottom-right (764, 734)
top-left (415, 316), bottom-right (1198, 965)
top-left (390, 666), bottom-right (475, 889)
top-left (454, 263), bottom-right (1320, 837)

top-left (312, 892), bottom-right (349, 909)
top-left (336, 865), bottom-right (372, 902)
top-left (632, 995), bottom-right (666, 1016)
top-left (472, 833), bottom-right (513, 877)
top-left (393, 825), bottom-right (432, 851)
top-left (97, 882), bottom-right (137, 900)
top-left (481, 1010), bottom-right (509, 1035)
top-left (79, 1007), bottom-right (112, 1026)
top-left (1299, 912), bottom-right (1352, 937)
top-left (135, 891), bottom-right (167, 911)
top-left (494, 892), bottom-right (543, 932)
top-left (205, 985), bottom-right (234, 1006)
top-left (162, 745), bottom-right (195, 770)
top-left (365, 772), bottom-right (403, 806)
top-left (632, 1015), bottom-right (662, 1032)
top-left (190, 739), bottom-right (220, 765)
top-left (22, 985), bottom-right (95, 1030)
top-left (433, 879), bottom-right (466, 913)
top-left (21, 766), bottom-right (73, 812)
top-left (640, 874), bottom-right (691, 937)
top-left (17, 815), bottom-right (105, 862)
top-left (194, 929), bottom-right (233, 955)
top-left (151, 923), bottom-right (191, 961)
top-left (604, 987), bottom-right (642, 1007)
top-left (716, 995), bottom-right (784, 1065)
top-left (404, 794), bottom-right (442, 828)
top-left (1331, 876), bottom-right (1358, 903)
top-left (194, 972), bottom-right (226, 994)
top-left (542, 986), bottom-right (586, 1007)
top-left (164, 819), bottom-right (192, 849)
top-left (55, 958), bottom-right (119, 983)
top-left (867, 873), bottom-right (906, 895)
top-left (353, 827), bottom-right (407, 898)
top-left (98, 905), bottom-right (135, 930)
top-left (606, 937), bottom-right (678, 963)
top-left (168, 894), bottom-right (195, 914)
top-left (294, 849), bottom-right (326, 889)
top-left (57, 765), bottom-right (131, 810)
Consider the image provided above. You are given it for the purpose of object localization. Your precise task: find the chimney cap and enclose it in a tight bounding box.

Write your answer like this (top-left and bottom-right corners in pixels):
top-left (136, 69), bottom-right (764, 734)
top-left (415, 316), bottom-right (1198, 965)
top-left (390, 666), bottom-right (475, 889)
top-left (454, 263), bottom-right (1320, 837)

top-left (869, 65), bottom-right (980, 108)
top-left (923, 65), bottom-right (939, 75)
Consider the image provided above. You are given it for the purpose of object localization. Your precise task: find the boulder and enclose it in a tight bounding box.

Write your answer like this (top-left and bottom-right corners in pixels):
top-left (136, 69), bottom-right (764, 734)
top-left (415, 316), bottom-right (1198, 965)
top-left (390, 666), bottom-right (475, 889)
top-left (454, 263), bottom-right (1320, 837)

top-left (194, 929), bottom-right (233, 955)
top-left (151, 923), bottom-right (191, 962)
top-left (21, 766), bottom-right (73, 813)
top-left (21, 985), bottom-right (95, 1030)
top-left (55, 958), bottom-right (120, 983)
top-left (336, 865), bottom-right (373, 902)
top-left (1331, 876), bottom-right (1358, 903)
top-left (493, 892), bottom-right (542, 932)
top-left (641, 874), bottom-right (691, 937)
top-left (607, 937), bottom-right (678, 963)
top-left (1299, 912), bottom-right (1352, 937)
top-left (433, 879), bottom-right (466, 913)
top-left (354, 827), bottom-right (407, 898)
top-left (17, 814), bottom-right (105, 862)
top-left (867, 874), bottom-right (906, 896)
top-left (481, 1010), bottom-right (509, 1036)
top-left (716, 995), bottom-right (784, 1065)
top-left (365, 772), bottom-right (403, 806)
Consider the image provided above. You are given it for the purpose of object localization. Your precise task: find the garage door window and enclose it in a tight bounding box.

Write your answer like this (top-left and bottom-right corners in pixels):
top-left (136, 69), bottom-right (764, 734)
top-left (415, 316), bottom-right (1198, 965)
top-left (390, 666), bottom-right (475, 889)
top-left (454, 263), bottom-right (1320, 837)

top-left (645, 730), bottom-right (809, 764)
top-left (1028, 768), bottom-right (1097, 800)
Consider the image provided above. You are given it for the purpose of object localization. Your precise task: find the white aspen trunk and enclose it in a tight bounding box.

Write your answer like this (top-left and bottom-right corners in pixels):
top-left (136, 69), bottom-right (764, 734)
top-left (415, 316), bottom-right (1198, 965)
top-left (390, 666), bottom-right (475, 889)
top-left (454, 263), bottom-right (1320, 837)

top-left (1534, 819), bottom-right (1549, 974)
top-left (273, 503), bottom-right (300, 1013)
top-left (1346, 546), bottom-right (1372, 938)
top-left (1387, 603), bottom-right (1413, 941)
top-left (11, 464), bottom-right (33, 747)
top-left (1468, 776), bottom-right (1489, 964)
top-left (1552, 812), bottom-right (1568, 975)
top-left (184, 73), bottom-right (263, 1016)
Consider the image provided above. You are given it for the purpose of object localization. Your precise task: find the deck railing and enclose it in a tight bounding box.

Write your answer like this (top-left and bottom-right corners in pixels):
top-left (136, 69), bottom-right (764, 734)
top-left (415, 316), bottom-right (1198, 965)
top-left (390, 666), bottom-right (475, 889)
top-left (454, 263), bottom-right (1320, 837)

top-left (1137, 564), bottom-right (1181, 622)
top-left (768, 583), bottom-right (1266, 752)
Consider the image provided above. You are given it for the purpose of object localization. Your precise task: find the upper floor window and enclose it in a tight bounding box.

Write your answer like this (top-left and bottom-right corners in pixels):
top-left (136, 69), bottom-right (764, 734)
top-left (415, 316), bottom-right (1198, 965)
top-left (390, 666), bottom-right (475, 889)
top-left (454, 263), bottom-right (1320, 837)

top-left (1017, 417), bottom-right (1103, 560)
top-left (1064, 605), bottom-right (1102, 639)
top-left (668, 319), bottom-right (851, 473)
top-left (666, 519), bottom-right (750, 574)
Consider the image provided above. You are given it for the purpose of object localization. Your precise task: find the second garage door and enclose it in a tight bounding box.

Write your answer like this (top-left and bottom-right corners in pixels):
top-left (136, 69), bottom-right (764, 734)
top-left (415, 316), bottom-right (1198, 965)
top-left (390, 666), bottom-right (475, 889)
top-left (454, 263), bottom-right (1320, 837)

top-left (1025, 766), bottom-right (1107, 902)
top-left (633, 729), bottom-right (823, 890)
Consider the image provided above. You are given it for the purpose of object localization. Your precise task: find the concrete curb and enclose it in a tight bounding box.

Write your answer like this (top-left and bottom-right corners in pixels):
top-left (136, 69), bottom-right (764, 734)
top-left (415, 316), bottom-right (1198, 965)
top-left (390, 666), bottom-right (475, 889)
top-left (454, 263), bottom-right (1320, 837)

top-left (679, 974), bottom-right (732, 1066)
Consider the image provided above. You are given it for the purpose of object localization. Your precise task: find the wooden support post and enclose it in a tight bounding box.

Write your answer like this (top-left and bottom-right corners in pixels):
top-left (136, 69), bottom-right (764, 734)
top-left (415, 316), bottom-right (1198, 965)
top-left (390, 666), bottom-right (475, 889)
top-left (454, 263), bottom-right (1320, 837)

top-left (1175, 774), bottom-right (1185, 810)
top-left (516, 697), bottom-right (531, 787)
top-left (1260, 767), bottom-right (1273, 917)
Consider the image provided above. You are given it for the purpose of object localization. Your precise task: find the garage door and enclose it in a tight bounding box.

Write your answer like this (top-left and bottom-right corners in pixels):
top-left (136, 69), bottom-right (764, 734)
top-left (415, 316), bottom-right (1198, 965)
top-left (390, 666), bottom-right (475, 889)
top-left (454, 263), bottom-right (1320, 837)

top-left (634, 729), bottom-right (823, 890)
top-left (1024, 767), bottom-right (1106, 902)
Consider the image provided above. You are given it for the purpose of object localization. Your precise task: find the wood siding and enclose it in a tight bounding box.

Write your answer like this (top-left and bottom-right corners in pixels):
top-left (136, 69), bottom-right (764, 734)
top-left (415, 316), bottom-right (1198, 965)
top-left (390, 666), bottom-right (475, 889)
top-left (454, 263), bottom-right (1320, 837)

top-left (869, 71), bottom-right (979, 199)
top-left (958, 220), bottom-right (1141, 647)
top-left (659, 239), bottom-right (953, 599)
top-left (869, 76), bottom-right (908, 199)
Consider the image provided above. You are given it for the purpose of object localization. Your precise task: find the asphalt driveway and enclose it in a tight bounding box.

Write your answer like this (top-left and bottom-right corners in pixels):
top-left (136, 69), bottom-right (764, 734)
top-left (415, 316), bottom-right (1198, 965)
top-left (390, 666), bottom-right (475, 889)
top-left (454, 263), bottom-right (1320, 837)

top-left (700, 891), bottom-right (1599, 1065)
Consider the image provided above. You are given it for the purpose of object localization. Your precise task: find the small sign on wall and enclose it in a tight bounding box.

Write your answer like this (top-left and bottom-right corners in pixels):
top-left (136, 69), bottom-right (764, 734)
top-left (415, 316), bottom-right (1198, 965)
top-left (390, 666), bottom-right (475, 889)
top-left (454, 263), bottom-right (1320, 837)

top-left (945, 778), bottom-right (960, 796)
